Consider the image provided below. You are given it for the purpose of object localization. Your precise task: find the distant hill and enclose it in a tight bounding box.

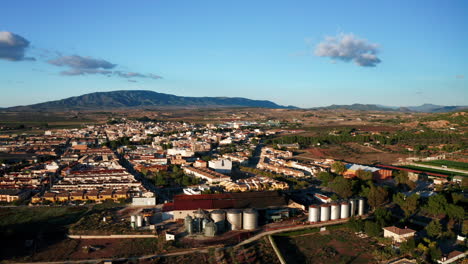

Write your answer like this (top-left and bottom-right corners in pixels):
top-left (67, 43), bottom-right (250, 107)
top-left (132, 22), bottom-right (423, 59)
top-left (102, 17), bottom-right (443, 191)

top-left (6, 90), bottom-right (296, 111)
top-left (312, 103), bottom-right (467, 113)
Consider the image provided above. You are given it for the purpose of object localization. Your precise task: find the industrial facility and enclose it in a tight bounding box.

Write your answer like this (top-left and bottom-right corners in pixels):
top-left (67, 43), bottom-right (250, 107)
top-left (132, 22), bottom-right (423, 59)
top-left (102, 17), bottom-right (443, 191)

top-left (308, 197), bottom-right (366, 223)
top-left (184, 208), bottom-right (259, 237)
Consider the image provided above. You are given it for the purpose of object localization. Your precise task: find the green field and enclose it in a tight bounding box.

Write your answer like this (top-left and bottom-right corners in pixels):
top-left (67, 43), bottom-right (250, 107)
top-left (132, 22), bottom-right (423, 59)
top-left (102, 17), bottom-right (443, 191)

top-left (417, 160), bottom-right (468, 171)
top-left (401, 165), bottom-right (468, 177)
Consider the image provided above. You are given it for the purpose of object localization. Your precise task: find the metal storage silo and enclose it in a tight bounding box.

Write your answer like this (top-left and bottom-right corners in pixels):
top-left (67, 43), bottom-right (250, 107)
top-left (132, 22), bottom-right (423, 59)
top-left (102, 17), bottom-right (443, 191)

top-left (320, 204), bottom-right (330, 222)
top-left (202, 218), bottom-right (210, 231)
top-left (210, 210), bottom-right (226, 222)
top-left (226, 209), bottom-right (242, 230)
top-left (210, 210), bottom-right (226, 233)
top-left (136, 215), bottom-right (143, 227)
top-left (187, 221), bottom-right (194, 234)
top-left (308, 205), bottom-right (320, 223)
top-left (184, 215), bottom-right (193, 232)
top-left (349, 199), bottom-right (357, 217)
top-left (340, 202), bottom-right (350, 219)
top-left (242, 209), bottom-right (258, 230)
top-left (330, 203), bottom-right (340, 220)
top-left (204, 221), bottom-right (217, 237)
top-left (130, 215), bottom-right (136, 223)
top-left (193, 208), bottom-right (207, 219)
top-left (358, 198), bottom-right (365, 216)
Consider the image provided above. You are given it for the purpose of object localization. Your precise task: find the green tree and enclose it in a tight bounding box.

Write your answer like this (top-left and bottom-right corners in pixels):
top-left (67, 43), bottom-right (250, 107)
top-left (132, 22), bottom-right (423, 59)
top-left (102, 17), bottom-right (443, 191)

top-left (425, 194), bottom-right (448, 216)
top-left (317, 171), bottom-right (334, 186)
top-left (328, 176), bottom-right (353, 198)
top-left (364, 221), bottom-right (381, 237)
top-left (347, 217), bottom-right (364, 232)
top-left (367, 186), bottom-right (388, 209)
top-left (429, 245), bottom-right (442, 262)
top-left (400, 238), bottom-right (416, 254)
top-left (445, 204), bottom-right (464, 221)
top-left (374, 207), bottom-right (392, 227)
top-left (451, 193), bottom-right (463, 204)
top-left (331, 161), bottom-right (346, 174)
top-left (426, 220), bottom-right (442, 238)
top-left (393, 193), bottom-right (419, 218)
top-left (356, 170), bottom-right (373, 181)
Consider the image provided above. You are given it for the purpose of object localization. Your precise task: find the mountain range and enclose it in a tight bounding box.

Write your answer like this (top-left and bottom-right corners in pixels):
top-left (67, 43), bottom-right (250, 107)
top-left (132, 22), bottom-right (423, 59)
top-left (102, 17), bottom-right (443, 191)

top-left (5, 90), bottom-right (295, 111)
top-left (311, 103), bottom-right (467, 113)
top-left (3, 90), bottom-right (466, 113)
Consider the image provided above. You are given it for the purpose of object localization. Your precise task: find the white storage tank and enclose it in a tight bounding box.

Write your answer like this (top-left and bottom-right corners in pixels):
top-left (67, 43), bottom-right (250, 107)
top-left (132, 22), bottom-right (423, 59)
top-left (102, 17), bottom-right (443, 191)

top-left (136, 215), bottom-right (143, 227)
top-left (350, 199), bottom-right (357, 217)
top-left (320, 204), bottom-right (330, 222)
top-left (242, 209), bottom-right (258, 230)
top-left (340, 202), bottom-right (350, 219)
top-left (308, 205), bottom-right (320, 223)
top-left (130, 215), bottom-right (136, 223)
top-left (210, 210), bottom-right (226, 223)
top-left (358, 198), bottom-right (365, 216)
top-left (210, 210), bottom-right (226, 233)
top-left (227, 209), bottom-right (242, 230)
top-left (330, 203), bottom-right (340, 220)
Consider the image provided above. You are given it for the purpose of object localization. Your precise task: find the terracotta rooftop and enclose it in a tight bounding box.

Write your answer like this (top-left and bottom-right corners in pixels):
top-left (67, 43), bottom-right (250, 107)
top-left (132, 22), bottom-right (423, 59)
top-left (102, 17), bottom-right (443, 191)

top-left (383, 226), bottom-right (416, 235)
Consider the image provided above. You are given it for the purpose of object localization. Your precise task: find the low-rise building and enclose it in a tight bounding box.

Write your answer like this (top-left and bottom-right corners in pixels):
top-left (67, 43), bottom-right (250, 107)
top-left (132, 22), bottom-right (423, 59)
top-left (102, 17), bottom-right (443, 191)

top-left (383, 226), bottom-right (416, 243)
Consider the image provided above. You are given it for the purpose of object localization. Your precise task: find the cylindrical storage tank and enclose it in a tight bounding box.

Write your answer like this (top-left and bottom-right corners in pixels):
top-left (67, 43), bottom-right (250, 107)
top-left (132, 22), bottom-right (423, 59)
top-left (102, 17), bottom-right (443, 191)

top-left (308, 205), bottom-right (320, 223)
top-left (130, 215), bottom-right (136, 223)
top-left (330, 203), bottom-right (340, 220)
top-left (204, 221), bottom-right (217, 237)
top-left (320, 204), bottom-right (330, 222)
top-left (210, 210), bottom-right (226, 223)
top-left (340, 202), bottom-right (350, 219)
top-left (210, 209), bottom-right (226, 233)
top-left (358, 198), bottom-right (365, 216)
top-left (193, 208), bottom-right (207, 219)
top-left (350, 199), bottom-right (357, 217)
top-left (187, 220), bottom-right (194, 234)
top-left (184, 215), bottom-right (193, 232)
top-left (202, 218), bottom-right (210, 231)
top-left (136, 215), bottom-right (143, 227)
top-left (226, 209), bottom-right (242, 230)
top-left (242, 209), bottom-right (258, 230)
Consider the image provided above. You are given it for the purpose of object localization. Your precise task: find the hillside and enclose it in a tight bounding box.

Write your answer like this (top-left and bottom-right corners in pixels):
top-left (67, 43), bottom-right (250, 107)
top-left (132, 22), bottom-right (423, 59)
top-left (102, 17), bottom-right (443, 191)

top-left (6, 90), bottom-right (295, 111)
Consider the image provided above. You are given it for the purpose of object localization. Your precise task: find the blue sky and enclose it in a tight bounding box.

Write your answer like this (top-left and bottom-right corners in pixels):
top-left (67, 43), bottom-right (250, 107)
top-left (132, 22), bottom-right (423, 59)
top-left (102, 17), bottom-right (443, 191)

top-left (0, 0), bottom-right (467, 108)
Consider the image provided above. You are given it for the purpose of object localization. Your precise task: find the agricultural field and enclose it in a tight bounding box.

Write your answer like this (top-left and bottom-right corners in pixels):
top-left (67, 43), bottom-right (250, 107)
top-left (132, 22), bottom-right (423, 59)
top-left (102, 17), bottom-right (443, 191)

top-left (273, 228), bottom-right (380, 264)
top-left (401, 165), bottom-right (468, 177)
top-left (417, 160), bottom-right (468, 171)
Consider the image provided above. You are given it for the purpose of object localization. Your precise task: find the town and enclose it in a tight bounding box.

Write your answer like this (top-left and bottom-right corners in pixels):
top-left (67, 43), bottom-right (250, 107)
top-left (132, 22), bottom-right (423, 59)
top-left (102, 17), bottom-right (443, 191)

top-left (0, 111), bottom-right (467, 264)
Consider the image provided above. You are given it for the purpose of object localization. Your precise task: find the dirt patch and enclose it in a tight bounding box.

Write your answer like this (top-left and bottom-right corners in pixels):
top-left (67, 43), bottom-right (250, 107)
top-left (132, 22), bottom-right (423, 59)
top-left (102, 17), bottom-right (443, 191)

top-left (274, 229), bottom-right (379, 264)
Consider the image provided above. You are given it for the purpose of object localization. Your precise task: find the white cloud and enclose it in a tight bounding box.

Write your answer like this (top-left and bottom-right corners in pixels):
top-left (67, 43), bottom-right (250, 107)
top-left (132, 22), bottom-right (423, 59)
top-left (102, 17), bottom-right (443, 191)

top-left (315, 33), bottom-right (381, 67)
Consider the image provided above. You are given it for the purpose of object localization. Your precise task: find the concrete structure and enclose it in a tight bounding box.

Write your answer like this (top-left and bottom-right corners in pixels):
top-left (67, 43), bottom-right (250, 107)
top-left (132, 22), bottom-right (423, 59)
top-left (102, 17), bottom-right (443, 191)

top-left (340, 202), bottom-right (350, 219)
top-left (243, 209), bottom-right (258, 230)
top-left (308, 205), bottom-right (320, 223)
top-left (227, 209), bottom-right (242, 230)
top-left (320, 204), bottom-right (330, 222)
top-left (383, 226), bottom-right (416, 243)
top-left (208, 159), bottom-right (232, 174)
top-left (132, 197), bottom-right (156, 206)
